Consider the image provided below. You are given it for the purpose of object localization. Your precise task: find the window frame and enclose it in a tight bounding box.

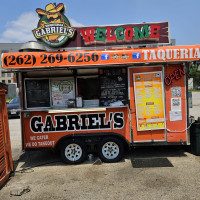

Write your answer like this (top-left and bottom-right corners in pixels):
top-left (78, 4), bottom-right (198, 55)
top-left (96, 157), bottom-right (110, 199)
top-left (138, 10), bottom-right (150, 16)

top-left (24, 78), bottom-right (52, 109)
top-left (24, 77), bottom-right (75, 110)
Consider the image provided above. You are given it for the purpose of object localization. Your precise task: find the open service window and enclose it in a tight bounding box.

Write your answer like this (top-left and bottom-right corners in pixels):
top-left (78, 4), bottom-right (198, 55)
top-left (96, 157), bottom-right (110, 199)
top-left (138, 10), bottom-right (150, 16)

top-left (77, 76), bottom-right (99, 107)
top-left (25, 77), bottom-right (75, 109)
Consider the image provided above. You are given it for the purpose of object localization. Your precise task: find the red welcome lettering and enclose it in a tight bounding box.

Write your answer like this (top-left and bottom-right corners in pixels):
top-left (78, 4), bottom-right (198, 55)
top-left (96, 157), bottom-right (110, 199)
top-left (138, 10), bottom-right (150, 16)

top-left (80, 28), bottom-right (95, 45)
top-left (150, 25), bottom-right (160, 39)
top-left (106, 27), bottom-right (116, 42)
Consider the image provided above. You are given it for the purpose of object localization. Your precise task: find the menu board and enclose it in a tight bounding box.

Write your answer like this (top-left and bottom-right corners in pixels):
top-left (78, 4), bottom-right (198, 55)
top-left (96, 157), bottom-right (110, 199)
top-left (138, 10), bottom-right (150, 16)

top-left (133, 72), bottom-right (165, 131)
top-left (51, 79), bottom-right (75, 107)
top-left (25, 79), bottom-right (50, 108)
top-left (99, 68), bottom-right (127, 107)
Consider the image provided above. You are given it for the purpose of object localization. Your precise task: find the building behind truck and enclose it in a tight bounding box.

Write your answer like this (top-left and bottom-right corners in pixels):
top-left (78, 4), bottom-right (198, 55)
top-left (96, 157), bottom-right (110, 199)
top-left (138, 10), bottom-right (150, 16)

top-left (1, 3), bottom-right (197, 164)
top-left (0, 43), bottom-right (22, 84)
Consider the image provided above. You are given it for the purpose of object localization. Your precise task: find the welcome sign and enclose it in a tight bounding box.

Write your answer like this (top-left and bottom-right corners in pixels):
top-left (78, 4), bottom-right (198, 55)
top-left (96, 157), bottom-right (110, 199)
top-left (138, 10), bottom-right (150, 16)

top-left (78, 22), bottom-right (169, 47)
top-left (32, 3), bottom-right (169, 48)
top-left (64, 22), bottom-right (169, 49)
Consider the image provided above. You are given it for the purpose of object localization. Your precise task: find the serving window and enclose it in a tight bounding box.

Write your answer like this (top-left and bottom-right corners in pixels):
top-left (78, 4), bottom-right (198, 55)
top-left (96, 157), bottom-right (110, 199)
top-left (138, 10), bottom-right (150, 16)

top-left (23, 67), bottom-right (128, 110)
top-left (25, 78), bottom-right (75, 109)
top-left (77, 76), bottom-right (99, 107)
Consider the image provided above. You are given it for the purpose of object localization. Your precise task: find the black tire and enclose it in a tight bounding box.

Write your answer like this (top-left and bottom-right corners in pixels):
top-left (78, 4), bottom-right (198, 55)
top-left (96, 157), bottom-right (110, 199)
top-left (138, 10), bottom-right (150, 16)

top-left (97, 137), bottom-right (124, 163)
top-left (60, 139), bottom-right (87, 164)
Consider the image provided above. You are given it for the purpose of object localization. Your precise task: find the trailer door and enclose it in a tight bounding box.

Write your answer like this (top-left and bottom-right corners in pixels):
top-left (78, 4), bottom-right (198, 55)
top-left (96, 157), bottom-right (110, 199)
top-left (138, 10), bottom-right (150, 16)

top-left (129, 67), bottom-right (167, 143)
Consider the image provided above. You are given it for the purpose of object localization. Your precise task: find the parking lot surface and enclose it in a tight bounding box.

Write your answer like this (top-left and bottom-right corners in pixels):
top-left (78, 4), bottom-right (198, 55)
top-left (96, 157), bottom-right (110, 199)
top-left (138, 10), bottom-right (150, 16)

top-left (189, 91), bottom-right (200, 120)
top-left (1, 92), bottom-right (200, 199)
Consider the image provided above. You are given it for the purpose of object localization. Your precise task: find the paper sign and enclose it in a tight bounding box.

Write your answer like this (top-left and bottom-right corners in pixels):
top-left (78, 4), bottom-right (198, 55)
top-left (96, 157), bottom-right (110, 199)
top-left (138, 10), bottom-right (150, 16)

top-left (51, 79), bottom-right (75, 107)
top-left (134, 71), bottom-right (166, 131)
top-left (169, 110), bottom-right (182, 121)
top-left (171, 98), bottom-right (182, 111)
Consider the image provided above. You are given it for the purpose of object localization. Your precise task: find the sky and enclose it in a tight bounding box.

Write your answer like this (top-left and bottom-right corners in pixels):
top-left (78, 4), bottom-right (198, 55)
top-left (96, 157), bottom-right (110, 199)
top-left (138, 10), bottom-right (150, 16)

top-left (0, 0), bottom-right (199, 46)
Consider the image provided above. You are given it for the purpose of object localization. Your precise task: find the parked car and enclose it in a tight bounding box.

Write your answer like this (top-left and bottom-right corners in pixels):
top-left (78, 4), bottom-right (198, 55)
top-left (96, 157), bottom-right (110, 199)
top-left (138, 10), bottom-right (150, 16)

top-left (7, 96), bottom-right (20, 118)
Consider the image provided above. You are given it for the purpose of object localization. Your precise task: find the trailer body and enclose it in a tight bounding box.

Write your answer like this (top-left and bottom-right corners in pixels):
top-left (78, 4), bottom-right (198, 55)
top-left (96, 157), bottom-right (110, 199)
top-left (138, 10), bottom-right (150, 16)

top-left (2, 44), bottom-right (198, 163)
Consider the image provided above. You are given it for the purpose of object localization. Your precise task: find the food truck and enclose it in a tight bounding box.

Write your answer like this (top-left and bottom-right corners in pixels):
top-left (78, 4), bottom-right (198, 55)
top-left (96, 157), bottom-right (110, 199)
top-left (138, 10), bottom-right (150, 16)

top-left (1, 3), bottom-right (199, 164)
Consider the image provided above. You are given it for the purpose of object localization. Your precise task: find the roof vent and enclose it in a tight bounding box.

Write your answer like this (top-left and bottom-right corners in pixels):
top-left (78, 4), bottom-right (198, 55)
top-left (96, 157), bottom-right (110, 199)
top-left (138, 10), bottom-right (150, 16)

top-left (19, 41), bottom-right (46, 52)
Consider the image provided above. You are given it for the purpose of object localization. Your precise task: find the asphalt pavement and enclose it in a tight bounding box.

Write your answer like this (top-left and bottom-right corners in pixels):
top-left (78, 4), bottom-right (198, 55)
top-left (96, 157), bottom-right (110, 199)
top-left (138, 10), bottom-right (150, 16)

top-left (1, 92), bottom-right (200, 199)
top-left (189, 91), bottom-right (200, 120)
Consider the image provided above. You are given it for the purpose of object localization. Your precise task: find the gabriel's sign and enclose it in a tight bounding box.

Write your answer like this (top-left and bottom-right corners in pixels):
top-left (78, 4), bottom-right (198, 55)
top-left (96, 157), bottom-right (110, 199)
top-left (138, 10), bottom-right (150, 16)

top-left (30, 112), bottom-right (124, 133)
top-left (32, 3), bottom-right (75, 47)
top-left (32, 3), bottom-right (169, 49)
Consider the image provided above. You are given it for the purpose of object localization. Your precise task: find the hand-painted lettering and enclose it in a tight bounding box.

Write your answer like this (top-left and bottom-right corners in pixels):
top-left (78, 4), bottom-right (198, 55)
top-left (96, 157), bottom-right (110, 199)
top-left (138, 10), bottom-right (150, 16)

top-left (113, 113), bottom-right (124, 129)
top-left (30, 112), bottom-right (125, 133)
top-left (30, 116), bottom-right (43, 132)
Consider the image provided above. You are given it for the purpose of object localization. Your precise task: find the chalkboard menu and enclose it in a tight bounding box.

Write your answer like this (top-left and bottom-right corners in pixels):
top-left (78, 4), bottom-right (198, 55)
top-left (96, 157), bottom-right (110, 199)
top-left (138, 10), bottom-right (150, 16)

top-left (25, 79), bottom-right (50, 108)
top-left (99, 68), bottom-right (127, 106)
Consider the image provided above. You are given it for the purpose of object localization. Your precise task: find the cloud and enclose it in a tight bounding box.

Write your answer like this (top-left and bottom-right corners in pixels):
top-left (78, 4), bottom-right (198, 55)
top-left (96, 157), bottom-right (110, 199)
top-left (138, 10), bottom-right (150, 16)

top-left (1, 12), bottom-right (38, 43)
top-left (69, 19), bottom-right (84, 27)
top-left (0, 12), bottom-right (84, 43)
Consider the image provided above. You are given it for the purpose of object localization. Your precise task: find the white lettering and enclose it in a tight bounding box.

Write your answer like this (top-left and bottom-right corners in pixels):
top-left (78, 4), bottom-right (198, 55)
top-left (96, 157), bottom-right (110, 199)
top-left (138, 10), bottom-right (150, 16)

top-left (41, 29), bottom-right (46, 36)
top-left (189, 48), bottom-right (194, 58)
top-left (46, 28), bottom-right (51, 34)
top-left (180, 49), bottom-right (188, 59)
top-left (60, 27), bottom-right (64, 34)
top-left (166, 49), bottom-right (173, 59)
top-left (194, 48), bottom-right (200, 58)
top-left (37, 135), bottom-right (48, 140)
top-left (36, 30), bottom-right (41, 37)
top-left (68, 29), bottom-right (73, 36)
top-left (26, 143), bottom-right (31, 147)
top-left (38, 141), bottom-right (55, 146)
top-left (30, 136), bottom-right (36, 141)
top-left (157, 49), bottom-right (166, 61)
top-left (142, 50), bottom-right (149, 60)
top-left (51, 27), bottom-right (56, 33)
top-left (173, 49), bottom-right (180, 59)
top-left (149, 50), bottom-right (157, 60)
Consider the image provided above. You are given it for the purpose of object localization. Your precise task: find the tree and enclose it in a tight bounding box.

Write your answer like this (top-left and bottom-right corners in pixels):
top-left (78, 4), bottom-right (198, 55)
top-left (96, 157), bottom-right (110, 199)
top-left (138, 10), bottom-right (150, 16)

top-left (188, 64), bottom-right (200, 88)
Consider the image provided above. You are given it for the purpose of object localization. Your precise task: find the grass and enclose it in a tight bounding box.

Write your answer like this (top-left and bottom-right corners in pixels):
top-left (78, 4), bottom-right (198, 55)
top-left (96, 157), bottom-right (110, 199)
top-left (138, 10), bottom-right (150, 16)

top-left (189, 89), bottom-right (200, 92)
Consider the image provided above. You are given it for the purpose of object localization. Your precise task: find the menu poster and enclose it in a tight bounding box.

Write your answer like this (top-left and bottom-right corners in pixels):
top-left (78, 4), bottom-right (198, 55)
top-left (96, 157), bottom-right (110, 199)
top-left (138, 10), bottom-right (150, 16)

top-left (133, 71), bottom-right (166, 131)
top-left (51, 79), bottom-right (75, 107)
top-left (99, 68), bottom-right (127, 106)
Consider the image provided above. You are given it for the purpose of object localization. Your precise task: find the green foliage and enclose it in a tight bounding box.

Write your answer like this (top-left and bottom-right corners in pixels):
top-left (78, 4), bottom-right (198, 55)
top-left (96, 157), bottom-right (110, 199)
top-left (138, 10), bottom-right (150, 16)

top-left (188, 64), bottom-right (200, 87)
top-left (189, 89), bottom-right (200, 92)
top-left (6, 96), bottom-right (13, 103)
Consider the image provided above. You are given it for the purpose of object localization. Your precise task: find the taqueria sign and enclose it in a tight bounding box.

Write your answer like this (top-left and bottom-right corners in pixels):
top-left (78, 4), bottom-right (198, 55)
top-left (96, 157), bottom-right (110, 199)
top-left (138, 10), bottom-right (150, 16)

top-left (32, 3), bottom-right (169, 48)
top-left (2, 45), bottom-right (200, 69)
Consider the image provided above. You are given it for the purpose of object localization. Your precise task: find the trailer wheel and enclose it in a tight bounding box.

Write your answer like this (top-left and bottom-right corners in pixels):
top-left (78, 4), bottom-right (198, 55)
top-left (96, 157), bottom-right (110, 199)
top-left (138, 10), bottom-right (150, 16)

top-left (60, 139), bottom-right (87, 164)
top-left (98, 137), bottom-right (124, 163)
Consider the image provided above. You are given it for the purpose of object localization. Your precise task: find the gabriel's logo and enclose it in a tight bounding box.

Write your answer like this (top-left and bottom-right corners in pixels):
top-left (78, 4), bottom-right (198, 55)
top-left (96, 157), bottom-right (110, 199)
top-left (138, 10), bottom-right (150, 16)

top-left (32, 3), bottom-right (75, 47)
